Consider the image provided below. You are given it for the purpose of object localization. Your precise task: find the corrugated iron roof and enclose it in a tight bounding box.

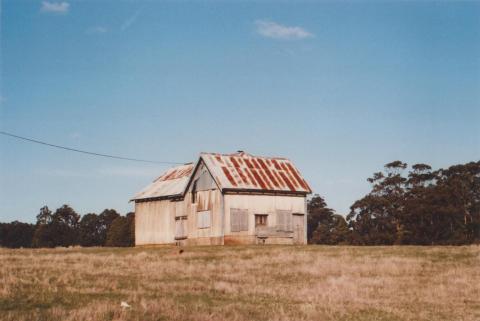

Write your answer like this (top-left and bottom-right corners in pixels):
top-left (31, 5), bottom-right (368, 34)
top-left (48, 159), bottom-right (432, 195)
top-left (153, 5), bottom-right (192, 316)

top-left (131, 163), bottom-right (194, 201)
top-left (200, 151), bottom-right (311, 194)
top-left (131, 151), bottom-right (311, 202)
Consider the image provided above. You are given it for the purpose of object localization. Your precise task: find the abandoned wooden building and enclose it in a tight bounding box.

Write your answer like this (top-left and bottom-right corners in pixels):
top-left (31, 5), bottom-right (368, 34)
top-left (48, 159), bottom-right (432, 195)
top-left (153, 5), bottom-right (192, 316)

top-left (131, 151), bottom-right (312, 245)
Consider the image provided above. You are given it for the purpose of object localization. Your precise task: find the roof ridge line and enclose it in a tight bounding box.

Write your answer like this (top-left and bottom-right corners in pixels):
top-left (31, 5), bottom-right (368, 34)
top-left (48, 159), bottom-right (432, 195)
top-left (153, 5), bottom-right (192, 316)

top-left (199, 151), bottom-right (290, 160)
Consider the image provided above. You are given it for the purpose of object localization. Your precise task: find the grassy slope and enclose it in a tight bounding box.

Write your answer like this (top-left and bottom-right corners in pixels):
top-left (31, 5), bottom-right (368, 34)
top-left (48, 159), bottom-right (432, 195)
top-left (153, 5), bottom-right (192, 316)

top-left (0, 245), bottom-right (479, 321)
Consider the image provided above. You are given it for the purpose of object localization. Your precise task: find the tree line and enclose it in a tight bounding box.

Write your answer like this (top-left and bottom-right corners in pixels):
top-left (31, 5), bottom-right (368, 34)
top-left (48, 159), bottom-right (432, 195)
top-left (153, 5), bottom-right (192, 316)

top-left (0, 206), bottom-right (134, 248)
top-left (308, 160), bottom-right (480, 245)
top-left (1, 160), bottom-right (478, 247)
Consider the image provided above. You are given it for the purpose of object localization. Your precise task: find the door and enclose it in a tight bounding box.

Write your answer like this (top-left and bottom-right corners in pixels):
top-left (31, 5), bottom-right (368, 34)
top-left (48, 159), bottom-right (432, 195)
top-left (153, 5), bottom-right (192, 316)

top-left (292, 214), bottom-right (305, 244)
top-left (175, 217), bottom-right (188, 240)
top-left (175, 202), bottom-right (187, 240)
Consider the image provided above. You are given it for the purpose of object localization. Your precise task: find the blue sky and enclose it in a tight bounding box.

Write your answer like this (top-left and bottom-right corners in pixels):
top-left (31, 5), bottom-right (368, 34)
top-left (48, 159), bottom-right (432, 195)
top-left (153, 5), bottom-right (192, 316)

top-left (1, 1), bottom-right (479, 223)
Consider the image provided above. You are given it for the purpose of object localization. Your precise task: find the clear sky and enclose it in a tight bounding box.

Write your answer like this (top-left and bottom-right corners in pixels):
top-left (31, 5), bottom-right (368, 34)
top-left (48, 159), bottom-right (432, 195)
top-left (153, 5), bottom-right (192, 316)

top-left (1, 1), bottom-right (479, 223)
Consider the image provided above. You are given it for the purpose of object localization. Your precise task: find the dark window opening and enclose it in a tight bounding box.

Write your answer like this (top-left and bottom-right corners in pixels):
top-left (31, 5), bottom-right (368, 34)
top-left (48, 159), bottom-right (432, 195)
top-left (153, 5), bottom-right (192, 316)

top-left (255, 214), bottom-right (268, 227)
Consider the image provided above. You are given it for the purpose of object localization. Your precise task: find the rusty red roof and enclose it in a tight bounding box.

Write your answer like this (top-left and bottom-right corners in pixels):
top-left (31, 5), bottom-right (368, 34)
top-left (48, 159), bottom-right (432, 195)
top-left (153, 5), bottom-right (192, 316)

top-left (200, 151), bottom-right (311, 194)
top-left (132, 151), bottom-right (311, 202)
top-left (153, 164), bottom-right (193, 182)
top-left (131, 163), bottom-right (194, 201)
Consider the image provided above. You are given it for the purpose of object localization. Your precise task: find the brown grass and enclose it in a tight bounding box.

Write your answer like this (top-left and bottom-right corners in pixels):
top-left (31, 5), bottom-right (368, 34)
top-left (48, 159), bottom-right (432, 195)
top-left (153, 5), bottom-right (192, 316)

top-left (0, 245), bottom-right (479, 321)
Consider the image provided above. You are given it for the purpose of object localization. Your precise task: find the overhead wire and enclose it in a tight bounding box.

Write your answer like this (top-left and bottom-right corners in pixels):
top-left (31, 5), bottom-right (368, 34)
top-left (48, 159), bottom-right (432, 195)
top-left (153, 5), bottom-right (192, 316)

top-left (0, 131), bottom-right (184, 165)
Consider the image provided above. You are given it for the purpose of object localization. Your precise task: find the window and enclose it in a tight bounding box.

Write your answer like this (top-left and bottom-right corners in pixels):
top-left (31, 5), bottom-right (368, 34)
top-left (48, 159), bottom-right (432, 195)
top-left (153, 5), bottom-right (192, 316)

top-left (255, 214), bottom-right (268, 227)
top-left (197, 210), bottom-right (211, 229)
top-left (276, 210), bottom-right (293, 232)
top-left (231, 208), bottom-right (248, 232)
top-left (175, 217), bottom-right (187, 239)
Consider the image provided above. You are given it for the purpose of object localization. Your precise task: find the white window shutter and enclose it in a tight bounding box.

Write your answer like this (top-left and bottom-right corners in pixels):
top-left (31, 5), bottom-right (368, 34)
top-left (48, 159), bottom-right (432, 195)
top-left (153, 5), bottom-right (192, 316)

top-left (286, 212), bottom-right (292, 231)
top-left (231, 208), bottom-right (248, 232)
top-left (277, 211), bottom-right (285, 231)
top-left (197, 211), bottom-right (211, 229)
top-left (231, 209), bottom-right (239, 232)
top-left (175, 218), bottom-right (187, 239)
top-left (205, 211), bottom-right (211, 228)
top-left (241, 211), bottom-right (248, 231)
top-left (276, 210), bottom-right (292, 231)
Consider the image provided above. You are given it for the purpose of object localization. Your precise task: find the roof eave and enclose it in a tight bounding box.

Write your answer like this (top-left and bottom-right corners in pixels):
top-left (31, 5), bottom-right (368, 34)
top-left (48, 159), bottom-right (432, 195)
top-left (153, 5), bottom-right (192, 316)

top-left (131, 194), bottom-right (184, 203)
top-left (222, 188), bottom-right (310, 196)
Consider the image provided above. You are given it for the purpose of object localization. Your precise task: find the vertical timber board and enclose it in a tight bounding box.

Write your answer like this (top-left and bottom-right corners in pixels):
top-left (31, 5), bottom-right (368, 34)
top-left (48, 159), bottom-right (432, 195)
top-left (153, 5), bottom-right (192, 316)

top-left (224, 194), bottom-right (305, 237)
top-left (134, 199), bottom-right (177, 245)
top-left (292, 214), bottom-right (305, 244)
top-left (184, 159), bottom-right (222, 243)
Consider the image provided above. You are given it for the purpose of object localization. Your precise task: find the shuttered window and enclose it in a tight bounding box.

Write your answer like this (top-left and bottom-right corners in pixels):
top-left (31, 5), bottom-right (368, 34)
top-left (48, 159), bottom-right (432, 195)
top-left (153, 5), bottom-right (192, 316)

top-left (197, 210), bottom-right (211, 229)
top-left (230, 208), bottom-right (248, 232)
top-left (175, 217), bottom-right (187, 239)
top-left (276, 210), bottom-right (293, 232)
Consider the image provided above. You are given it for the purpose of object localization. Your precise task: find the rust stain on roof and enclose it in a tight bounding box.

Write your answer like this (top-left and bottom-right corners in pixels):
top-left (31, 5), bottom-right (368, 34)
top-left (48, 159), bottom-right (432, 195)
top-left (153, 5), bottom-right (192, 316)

top-left (156, 166), bottom-right (193, 182)
top-left (244, 167), bottom-right (259, 187)
top-left (272, 159), bottom-right (282, 171)
top-left (132, 163), bottom-right (194, 201)
top-left (286, 163), bottom-right (309, 191)
top-left (279, 171), bottom-right (295, 191)
top-left (200, 151), bottom-right (311, 194)
top-left (215, 154), bottom-right (224, 164)
top-left (133, 151), bottom-right (311, 202)
top-left (221, 166), bottom-right (238, 187)
top-left (235, 167), bottom-right (249, 185)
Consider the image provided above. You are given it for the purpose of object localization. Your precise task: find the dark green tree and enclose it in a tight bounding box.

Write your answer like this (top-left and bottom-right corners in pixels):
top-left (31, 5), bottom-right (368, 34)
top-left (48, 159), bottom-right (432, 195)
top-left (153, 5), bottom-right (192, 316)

top-left (307, 195), bottom-right (333, 241)
top-left (105, 212), bottom-right (135, 247)
top-left (347, 161), bottom-right (407, 245)
top-left (432, 161), bottom-right (480, 244)
top-left (349, 160), bottom-right (480, 245)
top-left (32, 224), bottom-right (56, 248)
top-left (0, 221), bottom-right (35, 248)
top-left (36, 206), bottom-right (53, 225)
top-left (308, 195), bottom-right (350, 244)
top-left (33, 205), bottom-right (80, 247)
top-left (79, 209), bottom-right (120, 246)
top-left (79, 213), bottom-right (101, 246)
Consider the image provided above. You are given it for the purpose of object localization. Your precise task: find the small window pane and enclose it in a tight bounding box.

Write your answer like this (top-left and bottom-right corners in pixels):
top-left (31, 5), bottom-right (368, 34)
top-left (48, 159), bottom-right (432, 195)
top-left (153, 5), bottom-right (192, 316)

top-left (255, 214), bottom-right (268, 227)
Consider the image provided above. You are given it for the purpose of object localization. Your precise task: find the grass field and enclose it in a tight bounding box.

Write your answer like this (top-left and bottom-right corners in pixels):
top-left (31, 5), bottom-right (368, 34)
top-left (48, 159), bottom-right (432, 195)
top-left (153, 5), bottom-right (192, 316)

top-left (1, 245), bottom-right (479, 321)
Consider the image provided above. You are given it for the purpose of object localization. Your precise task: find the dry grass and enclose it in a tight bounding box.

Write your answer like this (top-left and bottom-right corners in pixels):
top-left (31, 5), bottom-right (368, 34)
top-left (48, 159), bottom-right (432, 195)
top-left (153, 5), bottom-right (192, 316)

top-left (0, 245), bottom-right (479, 321)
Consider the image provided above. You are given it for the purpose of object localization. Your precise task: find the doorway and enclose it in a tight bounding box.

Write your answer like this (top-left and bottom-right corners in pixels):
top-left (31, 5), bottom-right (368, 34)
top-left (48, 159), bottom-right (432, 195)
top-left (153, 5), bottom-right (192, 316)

top-left (292, 214), bottom-right (305, 244)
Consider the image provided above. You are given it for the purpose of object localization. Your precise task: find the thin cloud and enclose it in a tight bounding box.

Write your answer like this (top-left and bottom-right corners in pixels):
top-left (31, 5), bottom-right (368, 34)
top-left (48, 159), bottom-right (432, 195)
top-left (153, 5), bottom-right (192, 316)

top-left (255, 20), bottom-right (314, 40)
top-left (41, 1), bottom-right (70, 14)
top-left (86, 26), bottom-right (108, 35)
top-left (121, 9), bottom-right (142, 31)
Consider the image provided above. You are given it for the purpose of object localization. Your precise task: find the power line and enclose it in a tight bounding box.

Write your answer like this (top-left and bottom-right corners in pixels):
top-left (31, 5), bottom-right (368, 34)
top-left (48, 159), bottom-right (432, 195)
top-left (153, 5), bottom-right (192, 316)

top-left (0, 131), bottom-right (184, 165)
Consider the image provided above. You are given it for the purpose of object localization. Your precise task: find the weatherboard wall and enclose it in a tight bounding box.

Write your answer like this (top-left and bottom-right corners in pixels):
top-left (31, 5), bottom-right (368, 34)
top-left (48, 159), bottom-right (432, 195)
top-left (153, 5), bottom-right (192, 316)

top-left (135, 199), bottom-right (178, 245)
top-left (223, 193), bottom-right (307, 244)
